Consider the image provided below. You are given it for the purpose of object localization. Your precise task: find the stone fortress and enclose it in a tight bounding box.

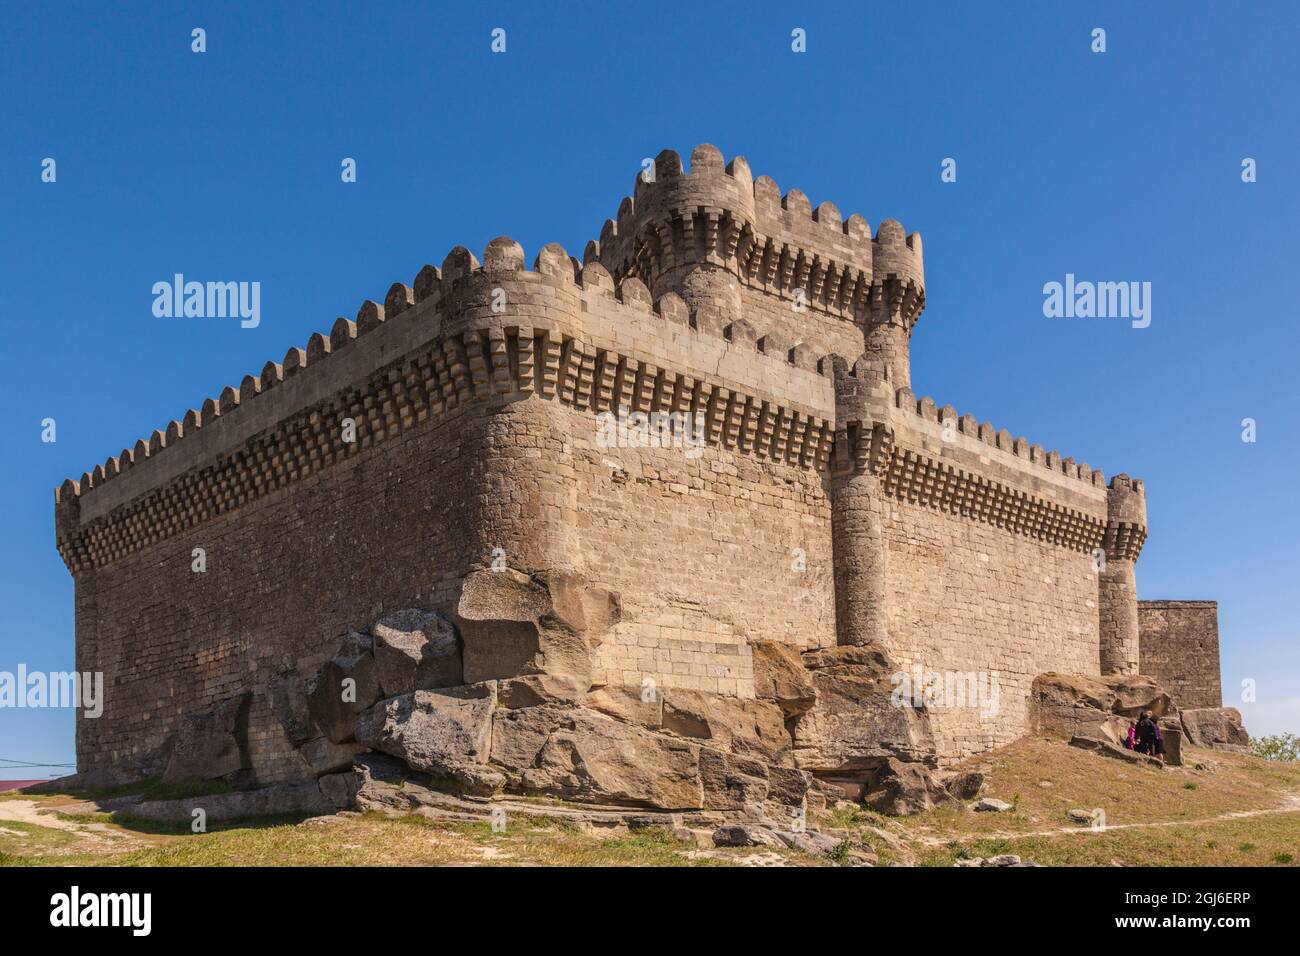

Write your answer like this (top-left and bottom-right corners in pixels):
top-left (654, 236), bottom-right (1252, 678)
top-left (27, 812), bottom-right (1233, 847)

top-left (53, 145), bottom-right (1243, 817)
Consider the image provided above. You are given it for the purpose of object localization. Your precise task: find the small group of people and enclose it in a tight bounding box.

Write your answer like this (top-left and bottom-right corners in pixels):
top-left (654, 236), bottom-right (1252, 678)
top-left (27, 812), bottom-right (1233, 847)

top-left (1124, 710), bottom-right (1165, 758)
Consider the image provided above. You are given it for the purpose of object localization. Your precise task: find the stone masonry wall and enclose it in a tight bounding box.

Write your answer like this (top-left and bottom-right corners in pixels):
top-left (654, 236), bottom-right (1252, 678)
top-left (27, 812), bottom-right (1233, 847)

top-left (572, 406), bottom-right (837, 699)
top-left (882, 499), bottom-right (1101, 763)
top-left (73, 405), bottom-right (487, 784)
top-left (1138, 600), bottom-right (1223, 709)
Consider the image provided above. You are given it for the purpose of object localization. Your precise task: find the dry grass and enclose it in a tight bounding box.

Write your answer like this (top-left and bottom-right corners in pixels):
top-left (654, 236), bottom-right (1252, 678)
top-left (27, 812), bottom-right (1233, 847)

top-left (876, 737), bottom-right (1300, 866)
top-left (3, 737), bottom-right (1296, 867)
top-left (0, 807), bottom-right (814, 868)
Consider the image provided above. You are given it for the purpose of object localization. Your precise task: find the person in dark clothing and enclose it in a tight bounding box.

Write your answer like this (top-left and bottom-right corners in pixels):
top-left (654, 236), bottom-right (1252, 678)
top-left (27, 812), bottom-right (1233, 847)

top-left (1134, 711), bottom-right (1158, 756)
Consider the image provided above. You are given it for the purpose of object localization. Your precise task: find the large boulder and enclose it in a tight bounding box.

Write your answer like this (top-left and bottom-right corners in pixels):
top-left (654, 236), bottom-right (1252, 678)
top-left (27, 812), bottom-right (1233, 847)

top-left (371, 608), bottom-right (462, 696)
top-left (750, 640), bottom-right (817, 717)
top-left (1106, 675), bottom-right (1173, 717)
top-left (583, 685), bottom-right (664, 727)
top-left (661, 690), bottom-right (792, 765)
top-left (491, 705), bottom-right (704, 810)
top-left (1160, 720), bottom-right (1183, 766)
top-left (307, 632), bottom-right (381, 744)
top-left (456, 569), bottom-right (618, 704)
top-left (355, 683), bottom-right (500, 793)
top-left (863, 757), bottom-right (955, 816)
top-left (162, 692), bottom-right (251, 784)
top-left (1069, 735), bottom-right (1163, 767)
top-left (300, 736), bottom-right (366, 776)
top-left (792, 645), bottom-right (936, 782)
top-left (128, 781), bottom-right (331, 823)
top-left (1030, 673), bottom-right (1172, 746)
top-left (1180, 707), bottom-right (1249, 752)
top-left (698, 748), bottom-right (769, 811)
top-left (697, 748), bottom-right (811, 814)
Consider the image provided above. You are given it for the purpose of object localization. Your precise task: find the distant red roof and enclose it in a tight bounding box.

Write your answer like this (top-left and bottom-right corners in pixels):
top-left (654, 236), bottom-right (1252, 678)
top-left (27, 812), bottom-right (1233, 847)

top-left (0, 780), bottom-right (47, 792)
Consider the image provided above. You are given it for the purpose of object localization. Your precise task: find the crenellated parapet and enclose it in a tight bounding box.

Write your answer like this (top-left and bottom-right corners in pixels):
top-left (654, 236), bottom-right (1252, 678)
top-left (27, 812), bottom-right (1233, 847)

top-left (821, 364), bottom-right (1112, 555)
top-left (54, 236), bottom-right (843, 575)
top-left (588, 144), bottom-right (925, 342)
top-left (1102, 473), bottom-right (1148, 562)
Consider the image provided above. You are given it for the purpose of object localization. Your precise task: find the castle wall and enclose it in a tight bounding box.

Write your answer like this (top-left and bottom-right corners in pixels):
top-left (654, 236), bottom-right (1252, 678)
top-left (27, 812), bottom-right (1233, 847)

top-left (55, 145), bottom-right (1168, 786)
top-left (71, 405), bottom-right (488, 783)
top-left (881, 499), bottom-right (1100, 761)
top-left (57, 237), bottom-right (846, 782)
top-left (572, 416), bottom-right (837, 698)
top-left (1138, 600), bottom-right (1223, 709)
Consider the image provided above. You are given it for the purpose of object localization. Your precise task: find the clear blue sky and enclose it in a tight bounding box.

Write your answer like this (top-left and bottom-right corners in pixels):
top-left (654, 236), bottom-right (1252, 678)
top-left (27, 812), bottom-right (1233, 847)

top-left (2, 1), bottom-right (1296, 774)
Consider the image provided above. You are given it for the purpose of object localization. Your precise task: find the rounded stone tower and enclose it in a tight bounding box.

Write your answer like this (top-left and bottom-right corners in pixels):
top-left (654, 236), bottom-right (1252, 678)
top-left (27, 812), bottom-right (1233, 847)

top-left (1099, 474), bottom-right (1148, 675)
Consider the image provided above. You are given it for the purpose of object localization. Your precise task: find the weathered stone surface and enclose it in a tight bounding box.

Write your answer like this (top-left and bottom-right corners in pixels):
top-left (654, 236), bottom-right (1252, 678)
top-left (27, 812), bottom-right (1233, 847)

top-left (584, 685), bottom-right (663, 727)
top-left (771, 828), bottom-right (840, 856)
top-left (269, 668), bottom-right (314, 746)
top-left (498, 674), bottom-right (589, 708)
top-left (162, 692), bottom-right (251, 784)
top-left (372, 608), bottom-right (462, 696)
top-left (750, 639), bottom-right (817, 717)
top-left (712, 824), bottom-right (784, 848)
top-left (766, 765), bottom-right (812, 808)
top-left (1105, 675), bottom-right (1173, 717)
top-left (318, 770), bottom-right (360, 809)
top-left (492, 705), bottom-right (703, 810)
top-left (300, 736), bottom-right (365, 776)
top-left (128, 782), bottom-right (331, 823)
top-left (1180, 707), bottom-right (1249, 752)
top-left (1160, 720), bottom-right (1183, 765)
top-left (1030, 672), bottom-right (1172, 746)
top-left (973, 797), bottom-right (1014, 812)
top-left (1069, 734), bottom-right (1163, 767)
top-left (661, 690), bottom-right (792, 765)
top-left (864, 757), bottom-right (954, 816)
top-left (307, 632), bottom-right (381, 744)
top-left (356, 683), bottom-right (497, 782)
top-left (698, 747), bottom-right (769, 811)
top-left (793, 645), bottom-right (935, 774)
top-left (456, 569), bottom-right (608, 702)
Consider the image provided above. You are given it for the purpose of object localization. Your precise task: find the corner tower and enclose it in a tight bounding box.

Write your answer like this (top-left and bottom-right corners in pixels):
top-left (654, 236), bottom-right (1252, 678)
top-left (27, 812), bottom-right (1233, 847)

top-left (1099, 474), bottom-right (1148, 675)
top-left (588, 144), bottom-right (925, 386)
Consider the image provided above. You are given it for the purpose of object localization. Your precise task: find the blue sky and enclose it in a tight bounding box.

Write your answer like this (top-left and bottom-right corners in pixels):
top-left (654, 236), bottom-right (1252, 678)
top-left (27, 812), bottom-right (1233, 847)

top-left (1, 1), bottom-right (1296, 774)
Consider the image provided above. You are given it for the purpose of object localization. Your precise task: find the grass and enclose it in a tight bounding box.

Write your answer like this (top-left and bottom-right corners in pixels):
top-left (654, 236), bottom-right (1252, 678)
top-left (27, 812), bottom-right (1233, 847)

top-left (912, 815), bottom-right (1300, 867)
top-left (861, 737), bottom-right (1300, 867)
top-left (0, 810), bottom-right (810, 867)
top-left (3, 736), bottom-right (1296, 867)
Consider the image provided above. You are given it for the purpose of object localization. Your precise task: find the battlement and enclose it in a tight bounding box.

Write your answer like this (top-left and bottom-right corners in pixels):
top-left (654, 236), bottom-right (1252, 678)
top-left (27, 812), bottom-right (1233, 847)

top-left (55, 146), bottom-right (1141, 576)
top-left (54, 233), bottom-right (849, 573)
top-left (589, 144), bottom-right (924, 327)
top-left (892, 386), bottom-right (1110, 490)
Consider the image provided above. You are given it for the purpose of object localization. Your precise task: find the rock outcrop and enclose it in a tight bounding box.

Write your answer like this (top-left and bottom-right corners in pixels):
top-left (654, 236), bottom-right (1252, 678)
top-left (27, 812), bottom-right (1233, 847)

top-left (791, 644), bottom-right (936, 802)
top-left (372, 608), bottom-right (462, 695)
top-left (1179, 707), bottom-right (1249, 753)
top-left (1029, 672), bottom-right (1172, 747)
top-left (356, 682), bottom-right (503, 796)
top-left (750, 640), bottom-right (817, 718)
top-left (306, 632), bottom-right (381, 744)
top-left (162, 692), bottom-right (252, 784)
top-left (151, 587), bottom-right (958, 823)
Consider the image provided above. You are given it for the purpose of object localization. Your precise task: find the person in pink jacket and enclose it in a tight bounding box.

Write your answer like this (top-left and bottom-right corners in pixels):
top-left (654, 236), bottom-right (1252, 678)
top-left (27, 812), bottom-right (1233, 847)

top-left (1125, 721), bottom-right (1137, 750)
